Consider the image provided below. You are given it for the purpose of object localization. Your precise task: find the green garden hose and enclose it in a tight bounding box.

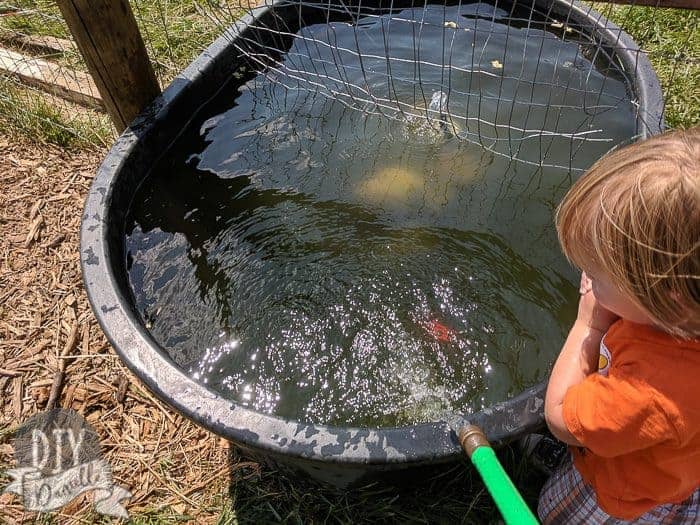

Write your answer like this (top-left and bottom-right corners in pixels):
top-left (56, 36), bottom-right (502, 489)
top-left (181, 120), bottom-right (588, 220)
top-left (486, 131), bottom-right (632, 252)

top-left (458, 425), bottom-right (539, 525)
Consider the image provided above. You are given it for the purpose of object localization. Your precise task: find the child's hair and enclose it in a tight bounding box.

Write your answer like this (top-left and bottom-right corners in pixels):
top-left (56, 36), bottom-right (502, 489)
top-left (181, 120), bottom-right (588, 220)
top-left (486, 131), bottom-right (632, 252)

top-left (556, 127), bottom-right (699, 339)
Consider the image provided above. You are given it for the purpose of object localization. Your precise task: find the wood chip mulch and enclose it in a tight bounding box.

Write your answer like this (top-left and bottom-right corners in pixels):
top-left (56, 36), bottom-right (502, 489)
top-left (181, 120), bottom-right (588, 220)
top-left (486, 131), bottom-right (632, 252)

top-left (0, 135), bottom-right (235, 523)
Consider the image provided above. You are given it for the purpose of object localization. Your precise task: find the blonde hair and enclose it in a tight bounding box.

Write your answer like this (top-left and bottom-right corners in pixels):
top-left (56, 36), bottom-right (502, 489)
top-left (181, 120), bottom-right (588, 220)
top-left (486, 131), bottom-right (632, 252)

top-left (556, 127), bottom-right (700, 339)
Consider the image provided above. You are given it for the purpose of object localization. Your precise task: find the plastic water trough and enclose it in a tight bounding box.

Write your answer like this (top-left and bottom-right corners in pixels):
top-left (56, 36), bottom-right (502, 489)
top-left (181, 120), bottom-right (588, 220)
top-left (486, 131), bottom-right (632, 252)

top-left (80, 0), bottom-right (662, 488)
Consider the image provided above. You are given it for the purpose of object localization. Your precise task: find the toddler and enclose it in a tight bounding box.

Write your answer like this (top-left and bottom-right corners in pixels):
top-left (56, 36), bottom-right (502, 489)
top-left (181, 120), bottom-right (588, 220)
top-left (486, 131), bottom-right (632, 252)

top-left (538, 127), bottom-right (700, 523)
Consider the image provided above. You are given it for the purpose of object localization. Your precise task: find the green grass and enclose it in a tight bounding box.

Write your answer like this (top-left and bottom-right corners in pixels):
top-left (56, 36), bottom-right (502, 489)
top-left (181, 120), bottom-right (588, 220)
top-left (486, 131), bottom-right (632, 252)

top-left (0, 0), bottom-right (242, 147)
top-left (0, 1), bottom-right (69, 39)
top-left (0, 78), bottom-right (113, 149)
top-left (0, 0), bottom-right (241, 83)
top-left (588, 2), bottom-right (700, 128)
top-left (224, 445), bottom-right (545, 524)
top-left (129, 0), bottom-right (242, 84)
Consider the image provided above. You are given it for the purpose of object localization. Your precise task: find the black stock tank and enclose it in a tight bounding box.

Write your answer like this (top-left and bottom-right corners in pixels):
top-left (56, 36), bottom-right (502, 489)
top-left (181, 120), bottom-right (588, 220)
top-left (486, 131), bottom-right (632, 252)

top-left (81, 0), bottom-right (662, 487)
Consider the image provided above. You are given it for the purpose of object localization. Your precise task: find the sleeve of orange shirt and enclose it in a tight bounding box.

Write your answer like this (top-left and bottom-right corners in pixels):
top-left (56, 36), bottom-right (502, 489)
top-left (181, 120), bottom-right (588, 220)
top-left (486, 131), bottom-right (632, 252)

top-left (562, 371), bottom-right (678, 458)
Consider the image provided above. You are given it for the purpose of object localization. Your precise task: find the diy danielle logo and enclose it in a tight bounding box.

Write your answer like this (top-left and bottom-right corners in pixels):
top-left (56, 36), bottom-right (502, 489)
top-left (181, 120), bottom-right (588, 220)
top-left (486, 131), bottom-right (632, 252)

top-left (3, 408), bottom-right (131, 518)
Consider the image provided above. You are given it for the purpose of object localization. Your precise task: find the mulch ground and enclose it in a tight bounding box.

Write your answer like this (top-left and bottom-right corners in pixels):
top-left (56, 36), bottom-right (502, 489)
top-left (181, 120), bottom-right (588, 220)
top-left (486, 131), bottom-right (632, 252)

top-left (0, 135), bottom-right (235, 523)
top-left (0, 133), bottom-right (546, 525)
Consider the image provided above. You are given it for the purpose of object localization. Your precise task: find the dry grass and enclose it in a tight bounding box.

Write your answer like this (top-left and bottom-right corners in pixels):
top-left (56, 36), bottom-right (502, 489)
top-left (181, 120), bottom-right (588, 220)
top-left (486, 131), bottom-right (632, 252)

top-left (0, 135), bottom-right (232, 523)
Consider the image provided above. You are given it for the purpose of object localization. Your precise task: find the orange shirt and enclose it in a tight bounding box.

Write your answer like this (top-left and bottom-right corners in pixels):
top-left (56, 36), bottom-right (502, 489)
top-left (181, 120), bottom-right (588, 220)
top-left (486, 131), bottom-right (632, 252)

top-left (562, 319), bottom-right (700, 520)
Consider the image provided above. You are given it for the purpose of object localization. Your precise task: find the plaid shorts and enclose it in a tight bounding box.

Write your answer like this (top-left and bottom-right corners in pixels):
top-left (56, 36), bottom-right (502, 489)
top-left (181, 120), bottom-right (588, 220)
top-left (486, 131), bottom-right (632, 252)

top-left (537, 454), bottom-right (700, 524)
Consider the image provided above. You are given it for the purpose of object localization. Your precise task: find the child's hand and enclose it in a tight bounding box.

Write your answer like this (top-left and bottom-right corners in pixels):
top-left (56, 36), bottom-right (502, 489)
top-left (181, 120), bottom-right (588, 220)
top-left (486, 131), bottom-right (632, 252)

top-left (543, 272), bottom-right (619, 446)
top-left (577, 273), bottom-right (618, 333)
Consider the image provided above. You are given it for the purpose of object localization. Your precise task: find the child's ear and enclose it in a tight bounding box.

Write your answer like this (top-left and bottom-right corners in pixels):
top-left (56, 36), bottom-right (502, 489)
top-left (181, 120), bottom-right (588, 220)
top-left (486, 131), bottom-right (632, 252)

top-left (579, 272), bottom-right (592, 295)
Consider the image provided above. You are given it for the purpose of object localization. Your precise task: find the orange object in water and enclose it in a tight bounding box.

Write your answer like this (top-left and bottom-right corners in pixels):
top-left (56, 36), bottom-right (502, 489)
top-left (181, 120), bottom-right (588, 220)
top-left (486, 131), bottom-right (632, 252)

top-left (425, 319), bottom-right (454, 342)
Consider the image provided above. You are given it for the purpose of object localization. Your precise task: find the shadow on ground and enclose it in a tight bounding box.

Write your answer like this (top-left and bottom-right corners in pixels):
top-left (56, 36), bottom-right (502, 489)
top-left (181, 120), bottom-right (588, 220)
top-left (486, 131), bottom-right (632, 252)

top-left (225, 443), bottom-right (546, 524)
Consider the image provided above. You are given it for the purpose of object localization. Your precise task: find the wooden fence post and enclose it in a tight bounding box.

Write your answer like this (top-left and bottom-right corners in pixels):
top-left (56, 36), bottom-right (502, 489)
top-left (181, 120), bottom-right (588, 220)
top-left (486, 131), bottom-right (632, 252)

top-left (56, 0), bottom-right (161, 132)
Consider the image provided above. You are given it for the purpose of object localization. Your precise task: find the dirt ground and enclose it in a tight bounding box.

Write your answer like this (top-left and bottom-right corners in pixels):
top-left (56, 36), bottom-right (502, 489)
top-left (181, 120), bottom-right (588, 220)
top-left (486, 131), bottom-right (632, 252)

top-left (0, 135), bottom-right (233, 523)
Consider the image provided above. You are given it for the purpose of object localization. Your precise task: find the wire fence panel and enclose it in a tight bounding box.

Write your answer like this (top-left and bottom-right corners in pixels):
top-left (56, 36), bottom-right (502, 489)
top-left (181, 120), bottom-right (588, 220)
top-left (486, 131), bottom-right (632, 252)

top-left (0, 0), bottom-right (696, 151)
top-left (0, 1), bottom-right (112, 147)
top-left (218, 1), bottom-right (644, 172)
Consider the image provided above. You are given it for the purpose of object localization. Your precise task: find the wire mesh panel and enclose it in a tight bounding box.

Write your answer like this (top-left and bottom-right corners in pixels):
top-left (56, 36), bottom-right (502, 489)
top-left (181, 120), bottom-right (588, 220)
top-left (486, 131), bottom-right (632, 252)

top-left (183, 0), bottom-right (696, 173)
top-left (157, 2), bottom-right (697, 122)
top-left (0, 1), bottom-right (696, 150)
top-left (217, 1), bottom-right (651, 172)
top-left (0, 1), bottom-right (112, 147)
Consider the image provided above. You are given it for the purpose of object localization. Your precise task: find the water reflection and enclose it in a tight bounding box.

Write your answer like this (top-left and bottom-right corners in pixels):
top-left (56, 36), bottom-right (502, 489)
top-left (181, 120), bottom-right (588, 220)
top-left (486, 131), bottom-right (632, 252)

top-left (125, 2), bottom-right (636, 426)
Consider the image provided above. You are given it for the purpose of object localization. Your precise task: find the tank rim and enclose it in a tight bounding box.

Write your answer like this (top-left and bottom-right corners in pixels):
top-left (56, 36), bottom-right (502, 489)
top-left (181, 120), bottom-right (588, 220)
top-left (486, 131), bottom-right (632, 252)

top-left (80, 0), bottom-right (662, 466)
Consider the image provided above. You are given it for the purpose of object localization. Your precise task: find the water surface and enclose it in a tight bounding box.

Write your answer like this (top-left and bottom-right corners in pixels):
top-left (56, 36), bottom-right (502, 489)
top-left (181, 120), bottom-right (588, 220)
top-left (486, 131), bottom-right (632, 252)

top-left (125, 3), bottom-right (638, 427)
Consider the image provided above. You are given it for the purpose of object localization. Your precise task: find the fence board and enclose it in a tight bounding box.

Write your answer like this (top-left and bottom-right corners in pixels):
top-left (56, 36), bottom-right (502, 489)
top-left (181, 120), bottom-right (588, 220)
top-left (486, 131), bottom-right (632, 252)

top-left (0, 47), bottom-right (103, 110)
top-left (0, 32), bottom-right (74, 55)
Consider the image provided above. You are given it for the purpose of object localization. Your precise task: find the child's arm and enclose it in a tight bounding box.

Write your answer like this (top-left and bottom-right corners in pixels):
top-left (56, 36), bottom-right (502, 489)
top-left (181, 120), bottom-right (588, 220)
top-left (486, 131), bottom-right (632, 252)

top-left (544, 275), bottom-right (618, 445)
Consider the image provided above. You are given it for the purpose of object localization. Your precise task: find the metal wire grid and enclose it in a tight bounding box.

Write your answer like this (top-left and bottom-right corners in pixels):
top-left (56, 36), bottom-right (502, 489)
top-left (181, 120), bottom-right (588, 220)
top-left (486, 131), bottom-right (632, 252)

top-left (135, 0), bottom-right (700, 145)
top-left (0, 1), bottom-right (696, 153)
top-left (0, 2), bottom-right (111, 146)
top-left (185, 0), bottom-right (650, 171)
